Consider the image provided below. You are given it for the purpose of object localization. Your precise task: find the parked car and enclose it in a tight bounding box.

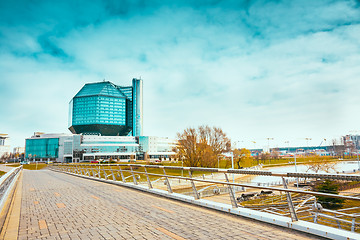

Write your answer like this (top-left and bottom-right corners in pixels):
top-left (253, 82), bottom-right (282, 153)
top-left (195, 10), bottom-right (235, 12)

top-left (91, 160), bottom-right (99, 163)
top-left (20, 161), bottom-right (30, 165)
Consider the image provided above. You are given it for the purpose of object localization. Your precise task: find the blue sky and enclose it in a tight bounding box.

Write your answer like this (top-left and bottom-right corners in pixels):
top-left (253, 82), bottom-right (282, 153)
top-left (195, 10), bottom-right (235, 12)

top-left (1, 0), bottom-right (360, 149)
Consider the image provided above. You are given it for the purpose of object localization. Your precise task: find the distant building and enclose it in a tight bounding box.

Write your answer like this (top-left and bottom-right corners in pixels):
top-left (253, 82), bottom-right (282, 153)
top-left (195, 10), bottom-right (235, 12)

top-left (26, 77), bottom-right (177, 162)
top-left (25, 133), bottom-right (176, 163)
top-left (250, 146), bottom-right (331, 157)
top-left (0, 134), bottom-right (11, 158)
top-left (68, 79), bottom-right (143, 136)
top-left (13, 147), bottom-right (25, 154)
top-left (343, 134), bottom-right (360, 151)
top-left (25, 133), bottom-right (72, 162)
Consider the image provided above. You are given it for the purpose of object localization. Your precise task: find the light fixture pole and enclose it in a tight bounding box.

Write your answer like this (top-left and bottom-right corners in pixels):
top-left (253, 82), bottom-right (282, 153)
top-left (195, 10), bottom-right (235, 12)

top-left (294, 151), bottom-right (298, 190)
top-left (266, 138), bottom-right (274, 153)
top-left (305, 137), bottom-right (312, 155)
top-left (285, 141), bottom-right (290, 155)
top-left (231, 151), bottom-right (235, 192)
top-left (266, 138), bottom-right (274, 164)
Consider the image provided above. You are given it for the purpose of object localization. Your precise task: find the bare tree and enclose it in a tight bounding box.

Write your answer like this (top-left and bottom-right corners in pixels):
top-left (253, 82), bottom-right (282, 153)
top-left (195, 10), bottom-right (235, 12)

top-left (175, 125), bottom-right (231, 167)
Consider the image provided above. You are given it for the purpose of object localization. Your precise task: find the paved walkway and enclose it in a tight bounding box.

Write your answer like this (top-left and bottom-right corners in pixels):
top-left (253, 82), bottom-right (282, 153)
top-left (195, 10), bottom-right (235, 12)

top-left (17, 169), bottom-right (323, 240)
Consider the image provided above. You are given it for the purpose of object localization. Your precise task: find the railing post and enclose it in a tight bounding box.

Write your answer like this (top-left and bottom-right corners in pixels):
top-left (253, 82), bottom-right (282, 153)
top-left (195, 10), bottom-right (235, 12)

top-left (110, 167), bottom-right (116, 181)
top-left (224, 173), bottom-right (238, 208)
top-left (130, 166), bottom-right (138, 185)
top-left (351, 218), bottom-right (355, 232)
top-left (188, 170), bottom-right (200, 199)
top-left (282, 177), bottom-right (298, 222)
top-left (118, 166), bottom-right (126, 183)
top-left (334, 213), bottom-right (342, 229)
top-left (161, 167), bottom-right (173, 193)
top-left (103, 168), bottom-right (108, 180)
top-left (98, 165), bottom-right (102, 179)
top-left (144, 167), bottom-right (153, 189)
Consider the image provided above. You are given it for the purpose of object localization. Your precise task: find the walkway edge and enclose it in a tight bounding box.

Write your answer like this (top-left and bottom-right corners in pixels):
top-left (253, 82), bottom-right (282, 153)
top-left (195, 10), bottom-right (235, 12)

top-left (0, 171), bottom-right (23, 240)
top-left (51, 169), bottom-right (360, 240)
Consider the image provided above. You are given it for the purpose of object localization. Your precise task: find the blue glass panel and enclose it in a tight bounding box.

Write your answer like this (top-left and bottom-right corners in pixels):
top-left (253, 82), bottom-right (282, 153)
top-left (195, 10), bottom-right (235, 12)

top-left (25, 138), bottom-right (59, 158)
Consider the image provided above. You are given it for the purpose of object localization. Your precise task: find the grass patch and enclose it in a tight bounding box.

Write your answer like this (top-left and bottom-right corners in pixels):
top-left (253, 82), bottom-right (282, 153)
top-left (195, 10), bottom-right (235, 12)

top-left (10, 163), bottom-right (48, 170)
top-left (71, 164), bottom-right (207, 181)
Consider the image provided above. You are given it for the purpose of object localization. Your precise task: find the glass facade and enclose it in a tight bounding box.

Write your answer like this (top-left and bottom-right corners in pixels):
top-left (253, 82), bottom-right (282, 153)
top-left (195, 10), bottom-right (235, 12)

top-left (132, 78), bottom-right (143, 136)
top-left (25, 138), bottom-right (59, 159)
top-left (72, 96), bottom-right (126, 125)
top-left (69, 79), bottom-right (143, 136)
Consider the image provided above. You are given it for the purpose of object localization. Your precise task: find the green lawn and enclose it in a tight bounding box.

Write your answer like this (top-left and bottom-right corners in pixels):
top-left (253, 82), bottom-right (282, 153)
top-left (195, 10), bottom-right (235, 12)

top-left (9, 163), bottom-right (48, 170)
top-left (66, 164), bottom-right (209, 181)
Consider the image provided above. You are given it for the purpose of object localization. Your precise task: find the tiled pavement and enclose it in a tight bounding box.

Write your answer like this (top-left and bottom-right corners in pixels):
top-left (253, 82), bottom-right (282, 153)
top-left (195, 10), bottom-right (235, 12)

top-left (18, 169), bottom-right (323, 240)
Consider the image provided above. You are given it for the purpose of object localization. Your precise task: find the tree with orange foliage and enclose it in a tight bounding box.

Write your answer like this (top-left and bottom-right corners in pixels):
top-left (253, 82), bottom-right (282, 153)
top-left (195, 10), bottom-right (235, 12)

top-left (175, 125), bottom-right (231, 167)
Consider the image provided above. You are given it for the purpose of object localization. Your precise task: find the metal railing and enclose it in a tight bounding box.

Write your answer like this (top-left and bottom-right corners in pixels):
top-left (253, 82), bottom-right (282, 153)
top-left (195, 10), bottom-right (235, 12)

top-left (51, 163), bottom-right (360, 236)
top-left (0, 166), bottom-right (22, 231)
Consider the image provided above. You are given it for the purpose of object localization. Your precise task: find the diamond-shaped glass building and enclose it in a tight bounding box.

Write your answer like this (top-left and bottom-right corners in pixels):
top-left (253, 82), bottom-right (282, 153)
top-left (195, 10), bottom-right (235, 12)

top-left (68, 78), bottom-right (143, 136)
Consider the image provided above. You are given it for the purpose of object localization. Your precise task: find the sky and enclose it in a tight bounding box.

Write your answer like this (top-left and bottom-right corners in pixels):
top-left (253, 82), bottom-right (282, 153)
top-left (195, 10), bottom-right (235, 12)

top-left (1, 0), bottom-right (360, 150)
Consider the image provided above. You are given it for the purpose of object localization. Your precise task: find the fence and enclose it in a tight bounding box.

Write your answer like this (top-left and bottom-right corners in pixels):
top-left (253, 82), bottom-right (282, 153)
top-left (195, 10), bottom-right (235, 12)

top-left (50, 163), bottom-right (360, 240)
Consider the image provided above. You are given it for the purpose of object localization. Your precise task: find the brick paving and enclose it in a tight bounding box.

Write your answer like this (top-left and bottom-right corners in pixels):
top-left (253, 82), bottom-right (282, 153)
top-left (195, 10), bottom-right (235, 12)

top-left (18, 169), bottom-right (323, 240)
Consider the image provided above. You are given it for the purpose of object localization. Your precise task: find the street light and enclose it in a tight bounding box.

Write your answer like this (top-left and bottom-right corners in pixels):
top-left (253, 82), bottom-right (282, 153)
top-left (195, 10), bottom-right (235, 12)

top-left (305, 137), bottom-right (312, 154)
top-left (266, 138), bottom-right (274, 164)
top-left (230, 151), bottom-right (235, 192)
top-left (294, 150), bottom-right (299, 190)
top-left (266, 138), bottom-right (274, 153)
top-left (285, 141), bottom-right (290, 154)
top-left (287, 141), bottom-right (298, 189)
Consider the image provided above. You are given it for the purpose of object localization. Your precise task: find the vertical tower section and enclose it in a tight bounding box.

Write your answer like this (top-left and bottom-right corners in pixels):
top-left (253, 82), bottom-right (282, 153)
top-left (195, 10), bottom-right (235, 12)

top-left (132, 78), bottom-right (143, 136)
top-left (117, 86), bottom-right (133, 135)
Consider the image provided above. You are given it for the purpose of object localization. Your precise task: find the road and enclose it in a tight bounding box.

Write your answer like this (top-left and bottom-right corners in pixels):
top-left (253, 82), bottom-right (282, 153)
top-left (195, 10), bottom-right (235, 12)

top-left (15, 169), bottom-right (323, 240)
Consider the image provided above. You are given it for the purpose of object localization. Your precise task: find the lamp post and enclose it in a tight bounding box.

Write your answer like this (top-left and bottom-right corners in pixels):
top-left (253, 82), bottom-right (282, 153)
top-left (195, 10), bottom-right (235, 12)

top-left (285, 141), bottom-right (290, 154)
top-left (294, 151), bottom-right (299, 190)
top-left (231, 151), bottom-right (235, 192)
top-left (305, 137), bottom-right (312, 155)
top-left (266, 138), bottom-right (274, 164)
top-left (181, 158), bottom-right (184, 177)
top-left (266, 138), bottom-right (274, 153)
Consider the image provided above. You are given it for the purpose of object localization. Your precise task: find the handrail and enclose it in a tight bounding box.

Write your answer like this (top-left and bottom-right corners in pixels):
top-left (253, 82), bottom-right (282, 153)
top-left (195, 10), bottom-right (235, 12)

top-left (53, 163), bottom-right (360, 181)
top-left (0, 166), bottom-right (22, 232)
top-left (55, 164), bottom-right (360, 202)
top-left (51, 164), bottom-right (360, 234)
top-left (122, 168), bottom-right (360, 201)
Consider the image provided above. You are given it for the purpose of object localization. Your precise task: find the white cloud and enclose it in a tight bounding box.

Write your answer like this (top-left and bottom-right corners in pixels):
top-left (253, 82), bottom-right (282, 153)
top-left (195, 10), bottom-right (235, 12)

top-left (0, 0), bottom-right (360, 149)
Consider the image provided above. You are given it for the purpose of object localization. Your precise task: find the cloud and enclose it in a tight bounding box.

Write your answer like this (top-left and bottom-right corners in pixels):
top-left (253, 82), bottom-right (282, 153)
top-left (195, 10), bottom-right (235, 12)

top-left (0, 0), bottom-right (360, 149)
